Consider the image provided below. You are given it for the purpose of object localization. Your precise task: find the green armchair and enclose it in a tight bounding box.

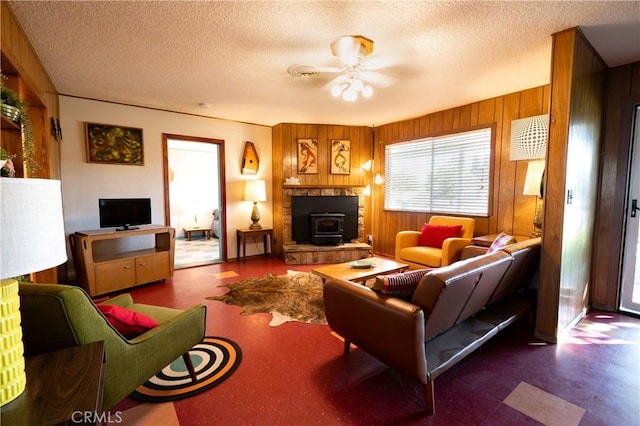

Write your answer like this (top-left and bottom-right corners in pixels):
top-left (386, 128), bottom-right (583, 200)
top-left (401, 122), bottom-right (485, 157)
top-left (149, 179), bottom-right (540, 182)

top-left (18, 283), bottom-right (206, 410)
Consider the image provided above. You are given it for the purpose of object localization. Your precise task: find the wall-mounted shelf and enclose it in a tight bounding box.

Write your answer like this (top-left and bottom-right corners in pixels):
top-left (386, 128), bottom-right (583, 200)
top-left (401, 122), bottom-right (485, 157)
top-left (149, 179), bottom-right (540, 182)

top-left (1, 115), bottom-right (21, 131)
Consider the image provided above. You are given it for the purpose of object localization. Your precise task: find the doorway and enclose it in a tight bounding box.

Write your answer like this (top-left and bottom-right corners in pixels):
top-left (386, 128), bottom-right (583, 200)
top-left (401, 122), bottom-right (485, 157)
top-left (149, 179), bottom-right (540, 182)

top-left (162, 134), bottom-right (227, 268)
top-left (620, 104), bottom-right (640, 315)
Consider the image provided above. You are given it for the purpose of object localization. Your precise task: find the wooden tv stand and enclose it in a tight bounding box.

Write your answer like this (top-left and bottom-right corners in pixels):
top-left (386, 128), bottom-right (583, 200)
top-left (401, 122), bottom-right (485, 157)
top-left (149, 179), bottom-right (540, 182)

top-left (70, 225), bottom-right (175, 297)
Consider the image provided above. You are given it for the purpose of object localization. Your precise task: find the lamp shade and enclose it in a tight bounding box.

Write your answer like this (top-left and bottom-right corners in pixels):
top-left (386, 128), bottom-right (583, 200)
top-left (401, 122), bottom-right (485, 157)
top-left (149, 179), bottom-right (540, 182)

top-left (1, 178), bottom-right (67, 278)
top-left (523, 160), bottom-right (545, 197)
top-left (510, 114), bottom-right (548, 161)
top-left (0, 178), bottom-right (67, 406)
top-left (243, 179), bottom-right (267, 202)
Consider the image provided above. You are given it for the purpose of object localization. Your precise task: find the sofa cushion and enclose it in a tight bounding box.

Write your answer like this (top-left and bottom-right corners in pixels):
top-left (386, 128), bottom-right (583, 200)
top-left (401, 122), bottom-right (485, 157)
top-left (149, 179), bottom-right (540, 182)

top-left (371, 269), bottom-right (431, 298)
top-left (97, 304), bottom-right (158, 338)
top-left (418, 223), bottom-right (462, 248)
top-left (487, 232), bottom-right (516, 254)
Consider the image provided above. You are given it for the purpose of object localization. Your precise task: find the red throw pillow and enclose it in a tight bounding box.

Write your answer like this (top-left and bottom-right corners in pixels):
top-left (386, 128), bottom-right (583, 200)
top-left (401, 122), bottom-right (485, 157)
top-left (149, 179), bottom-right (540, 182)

top-left (97, 304), bottom-right (158, 338)
top-left (418, 223), bottom-right (463, 248)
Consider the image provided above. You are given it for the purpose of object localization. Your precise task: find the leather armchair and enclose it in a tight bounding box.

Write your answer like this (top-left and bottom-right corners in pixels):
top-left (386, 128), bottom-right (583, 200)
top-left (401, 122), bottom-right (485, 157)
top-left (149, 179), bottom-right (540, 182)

top-left (18, 283), bottom-right (206, 410)
top-left (395, 215), bottom-right (475, 269)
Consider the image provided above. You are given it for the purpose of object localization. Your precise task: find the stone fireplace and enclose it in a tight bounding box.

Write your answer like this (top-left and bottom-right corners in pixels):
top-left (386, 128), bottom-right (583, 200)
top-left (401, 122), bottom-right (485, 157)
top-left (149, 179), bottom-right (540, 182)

top-left (281, 187), bottom-right (371, 264)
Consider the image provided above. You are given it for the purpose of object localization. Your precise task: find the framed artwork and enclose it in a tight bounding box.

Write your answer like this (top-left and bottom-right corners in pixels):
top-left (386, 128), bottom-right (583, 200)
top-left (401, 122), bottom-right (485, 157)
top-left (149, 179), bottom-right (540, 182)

top-left (85, 122), bottom-right (144, 165)
top-left (330, 139), bottom-right (351, 174)
top-left (297, 138), bottom-right (318, 174)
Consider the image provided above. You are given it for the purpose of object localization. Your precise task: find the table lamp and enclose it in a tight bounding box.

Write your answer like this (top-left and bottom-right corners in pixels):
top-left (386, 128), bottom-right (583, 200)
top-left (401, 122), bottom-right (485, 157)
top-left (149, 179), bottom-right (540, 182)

top-left (243, 179), bottom-right (267, 229)
top-left (0, 178), bottom-right (67, 406)
top-left (523, 160), bottom-right (545, 237)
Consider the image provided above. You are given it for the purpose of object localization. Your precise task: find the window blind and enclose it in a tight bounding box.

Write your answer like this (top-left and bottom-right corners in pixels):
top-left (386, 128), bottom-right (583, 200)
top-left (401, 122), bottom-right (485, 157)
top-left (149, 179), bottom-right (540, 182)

top-left (384, 128), bottom-right (491, 216)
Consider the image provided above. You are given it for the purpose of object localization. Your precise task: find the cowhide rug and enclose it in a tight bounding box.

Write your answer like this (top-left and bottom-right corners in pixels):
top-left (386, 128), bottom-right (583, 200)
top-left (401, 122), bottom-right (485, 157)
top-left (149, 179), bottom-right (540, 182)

top-left (207, 270), bottom-right (326, 326)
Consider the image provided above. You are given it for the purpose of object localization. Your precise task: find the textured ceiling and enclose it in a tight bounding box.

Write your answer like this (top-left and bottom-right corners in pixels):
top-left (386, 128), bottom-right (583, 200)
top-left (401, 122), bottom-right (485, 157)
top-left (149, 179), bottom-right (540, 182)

top-left (5, 1), bottom-right (640, 127)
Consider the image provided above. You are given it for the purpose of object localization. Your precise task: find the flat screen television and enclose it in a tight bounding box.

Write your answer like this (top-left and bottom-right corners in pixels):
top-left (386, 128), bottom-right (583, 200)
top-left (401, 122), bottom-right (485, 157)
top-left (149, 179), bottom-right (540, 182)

top-left (99, 198), bottom-right (152, 231)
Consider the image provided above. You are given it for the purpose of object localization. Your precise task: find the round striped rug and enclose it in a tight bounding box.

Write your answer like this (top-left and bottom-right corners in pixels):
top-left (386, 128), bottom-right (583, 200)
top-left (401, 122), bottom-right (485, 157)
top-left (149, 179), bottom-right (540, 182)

top-left (130, 336), bottom-right (242, 402)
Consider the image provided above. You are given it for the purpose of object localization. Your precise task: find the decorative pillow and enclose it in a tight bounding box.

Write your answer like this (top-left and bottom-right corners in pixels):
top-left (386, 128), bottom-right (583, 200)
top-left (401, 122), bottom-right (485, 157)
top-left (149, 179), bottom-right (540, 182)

top-left (487, 232), bottom-right (517, 254)
top-left (371, 269), bottom-right (431, 298)
top-left (417, 223), bottom-right (463, 248)
top-left (97, 304), bottom-right (158, 338)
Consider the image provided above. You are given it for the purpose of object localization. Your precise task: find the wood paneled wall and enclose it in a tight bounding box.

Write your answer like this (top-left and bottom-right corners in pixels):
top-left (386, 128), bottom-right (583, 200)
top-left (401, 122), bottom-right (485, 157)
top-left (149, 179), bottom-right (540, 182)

top-left (592, 62), bottom-right (640, 310)
top-left (1, 2), bottom-right (61, 283)
top-left (271, 124), bottom-right (373, 255)
top-left (1, 1), bottom-right (60, 179)
top-left (536, 28), bottom-right (606, 342)
top-left (371, 86), bottom-right (550, 257)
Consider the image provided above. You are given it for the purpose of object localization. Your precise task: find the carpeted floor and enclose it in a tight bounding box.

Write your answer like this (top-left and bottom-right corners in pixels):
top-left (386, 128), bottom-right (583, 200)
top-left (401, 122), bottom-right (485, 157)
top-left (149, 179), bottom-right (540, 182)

top-left (207, 270), bottom-right (326, 326)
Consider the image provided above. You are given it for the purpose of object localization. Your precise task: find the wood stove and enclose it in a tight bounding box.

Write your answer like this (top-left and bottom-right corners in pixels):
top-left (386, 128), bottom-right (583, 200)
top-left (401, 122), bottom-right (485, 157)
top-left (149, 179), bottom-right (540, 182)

top-left (309, 213), bottom-right (345, 245)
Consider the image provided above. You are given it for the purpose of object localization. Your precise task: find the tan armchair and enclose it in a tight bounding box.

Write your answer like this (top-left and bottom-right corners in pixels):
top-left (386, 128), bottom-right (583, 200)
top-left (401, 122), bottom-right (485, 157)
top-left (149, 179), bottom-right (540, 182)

top-left (395, 215), bottom-right (475, 269)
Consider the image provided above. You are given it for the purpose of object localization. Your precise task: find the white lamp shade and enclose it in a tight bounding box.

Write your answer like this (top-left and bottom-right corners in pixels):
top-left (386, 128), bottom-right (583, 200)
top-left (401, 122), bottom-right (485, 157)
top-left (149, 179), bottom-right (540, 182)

top-left (0, 179), bottom-right (67, 278)
top-left (510, 114), bottom-right (548, 161)
top-left (523, 160), bottom-right (545, 197)
top-left (243, 179), bottom-right (267, 202)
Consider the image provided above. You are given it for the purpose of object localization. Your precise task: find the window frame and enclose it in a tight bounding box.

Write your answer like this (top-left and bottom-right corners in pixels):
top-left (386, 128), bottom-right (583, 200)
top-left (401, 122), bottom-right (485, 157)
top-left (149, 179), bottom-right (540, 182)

top-left (382, 124), bottom-right (496, 217)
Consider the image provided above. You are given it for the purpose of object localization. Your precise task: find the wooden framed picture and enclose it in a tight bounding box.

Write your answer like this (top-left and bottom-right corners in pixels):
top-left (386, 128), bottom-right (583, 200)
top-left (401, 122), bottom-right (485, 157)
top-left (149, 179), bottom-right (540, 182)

top-left (330, 139), bottom-right (351, 174)
top-left (85, 122), bottom-right (144, 165)
top-left (297, 138), bottom-right (318, 174)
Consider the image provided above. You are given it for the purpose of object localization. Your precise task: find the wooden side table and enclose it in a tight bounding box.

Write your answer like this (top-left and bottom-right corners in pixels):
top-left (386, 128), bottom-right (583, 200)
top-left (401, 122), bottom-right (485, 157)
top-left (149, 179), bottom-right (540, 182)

top-left (236, 228), bottom-right (273, 262)
top-left (1, 341), bottom-right (106, 425)
top-left (471, 234), bottom-right (531, 247)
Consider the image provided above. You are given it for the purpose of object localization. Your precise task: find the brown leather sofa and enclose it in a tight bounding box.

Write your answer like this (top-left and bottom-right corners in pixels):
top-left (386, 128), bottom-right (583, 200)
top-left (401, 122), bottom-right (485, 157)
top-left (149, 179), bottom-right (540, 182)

top-left (323, 237), bottom-right (541, 415)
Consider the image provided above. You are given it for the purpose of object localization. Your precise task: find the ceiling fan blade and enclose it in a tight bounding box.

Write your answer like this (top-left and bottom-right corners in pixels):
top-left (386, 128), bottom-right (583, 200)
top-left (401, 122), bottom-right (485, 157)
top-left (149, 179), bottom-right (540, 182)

top-left (287, 64), bottom-right (344, 79)
top-left (312, 66), bottom-right (345, 73)
top-left (359, 70), bottom-right (396, 88)
top-left (321, 74), bottom-right (349, 91)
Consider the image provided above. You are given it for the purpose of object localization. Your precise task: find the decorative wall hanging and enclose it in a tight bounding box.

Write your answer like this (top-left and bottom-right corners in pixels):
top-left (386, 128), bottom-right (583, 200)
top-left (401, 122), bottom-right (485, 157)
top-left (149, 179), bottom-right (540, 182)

top-left (297, 138), bottom-right (318, 174)
top-left (330, 139), bottom-right (351, 174)
top-left (241, 141), bottom-right (260, 175)
top-left (85, 122), bottom-right (144, 165)
top-left (510, 114), bottom-right (548, 161)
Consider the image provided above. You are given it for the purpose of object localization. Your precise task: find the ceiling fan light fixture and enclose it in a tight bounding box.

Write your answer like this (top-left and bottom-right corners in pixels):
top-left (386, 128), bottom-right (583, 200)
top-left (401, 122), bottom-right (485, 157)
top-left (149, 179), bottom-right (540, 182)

top-left (343, 89), bottom-right (358, 102)
top-left (362, 85), bottom-right (373, 98)
top-left (331, 84), bottom-right (344, 97)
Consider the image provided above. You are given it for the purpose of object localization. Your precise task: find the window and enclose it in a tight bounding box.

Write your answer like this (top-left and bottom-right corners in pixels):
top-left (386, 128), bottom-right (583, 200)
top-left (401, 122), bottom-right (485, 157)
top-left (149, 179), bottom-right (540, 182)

top-left (384, 127), bottom-right (492, 216)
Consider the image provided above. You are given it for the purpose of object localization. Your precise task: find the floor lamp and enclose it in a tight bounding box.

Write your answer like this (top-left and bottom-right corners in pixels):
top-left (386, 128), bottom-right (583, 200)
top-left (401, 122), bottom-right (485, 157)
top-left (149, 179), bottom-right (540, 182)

top-left (0, 178), bottom-right (67, 406)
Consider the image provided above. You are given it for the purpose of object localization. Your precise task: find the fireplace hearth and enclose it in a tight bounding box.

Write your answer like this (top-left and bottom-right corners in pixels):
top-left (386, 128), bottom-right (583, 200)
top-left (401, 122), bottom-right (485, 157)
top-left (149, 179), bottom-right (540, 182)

top-left (281, 187), bottom-right (370, 264)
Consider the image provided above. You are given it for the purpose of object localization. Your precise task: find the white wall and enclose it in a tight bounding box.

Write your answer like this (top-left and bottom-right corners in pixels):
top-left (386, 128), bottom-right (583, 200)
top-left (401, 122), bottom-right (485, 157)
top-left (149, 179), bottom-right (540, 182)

top-left (60, 96), bottom-right (272, 266)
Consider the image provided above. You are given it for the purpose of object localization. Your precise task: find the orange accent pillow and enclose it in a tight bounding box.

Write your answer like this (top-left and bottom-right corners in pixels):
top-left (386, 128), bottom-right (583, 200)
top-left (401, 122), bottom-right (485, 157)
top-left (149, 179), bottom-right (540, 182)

top-left (97, 304), bottom-right (158, 338)
top-left (417, 223), bottom-right (463, 248)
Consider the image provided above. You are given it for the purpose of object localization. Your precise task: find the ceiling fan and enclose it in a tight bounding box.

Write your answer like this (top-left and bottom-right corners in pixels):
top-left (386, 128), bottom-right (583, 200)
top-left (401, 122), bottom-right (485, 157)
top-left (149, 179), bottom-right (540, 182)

top-left (287, 35), bottom-right (397, 102)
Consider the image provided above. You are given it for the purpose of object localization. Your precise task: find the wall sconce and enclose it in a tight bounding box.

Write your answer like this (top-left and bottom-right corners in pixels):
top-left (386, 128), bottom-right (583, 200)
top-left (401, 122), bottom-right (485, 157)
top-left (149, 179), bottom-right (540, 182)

top-left (510, 114), bottom-right (548, 161)
top-left (0, 179), bottom-right (67, 405)
top-left (523, 160), bottom-right (545, 237)
top-left (243, 179), bottom-right (267, 229)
